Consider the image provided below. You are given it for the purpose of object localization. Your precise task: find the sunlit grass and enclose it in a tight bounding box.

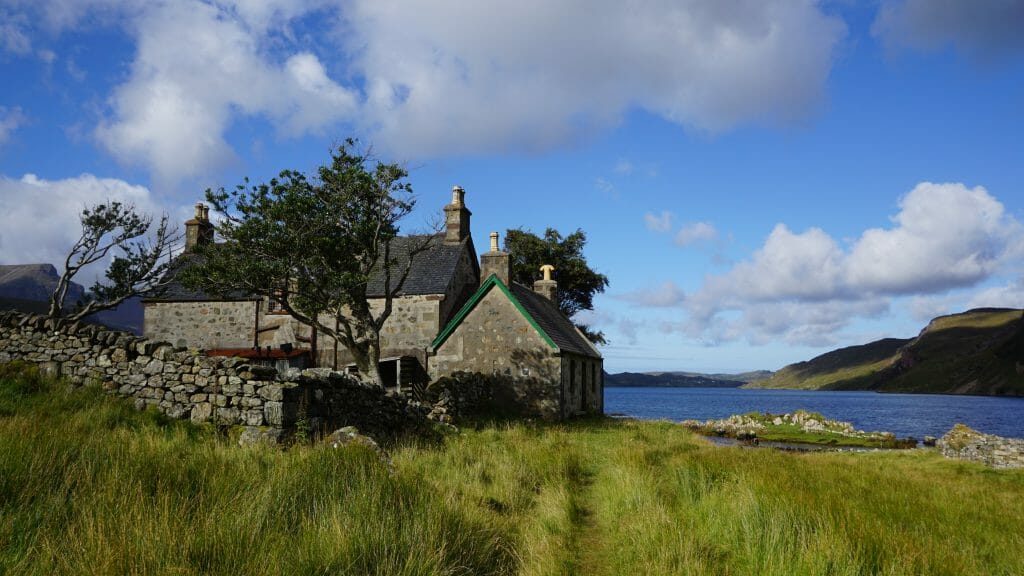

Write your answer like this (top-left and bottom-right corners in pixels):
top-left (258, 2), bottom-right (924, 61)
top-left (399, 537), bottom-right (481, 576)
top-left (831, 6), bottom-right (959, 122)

top-left (2, 362), bottom-right (1023, 575)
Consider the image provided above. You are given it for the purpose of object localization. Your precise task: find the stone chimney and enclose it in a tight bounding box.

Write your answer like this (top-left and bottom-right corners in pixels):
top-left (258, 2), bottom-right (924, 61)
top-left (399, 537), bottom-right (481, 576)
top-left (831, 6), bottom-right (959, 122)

top-left (443, 185), bottom-right (471, 244)
top-left (534, 264), bottom-right (557, 302)
top-left (184, 202), bottom-right (214, 252)
top-left (480, 231), bottom-right (511, 286)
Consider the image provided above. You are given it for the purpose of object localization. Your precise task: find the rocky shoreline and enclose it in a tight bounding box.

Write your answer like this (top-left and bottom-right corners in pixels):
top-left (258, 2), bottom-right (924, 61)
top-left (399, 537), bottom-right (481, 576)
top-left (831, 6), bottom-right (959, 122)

top-left (681, 410), bottom-right (918, 449)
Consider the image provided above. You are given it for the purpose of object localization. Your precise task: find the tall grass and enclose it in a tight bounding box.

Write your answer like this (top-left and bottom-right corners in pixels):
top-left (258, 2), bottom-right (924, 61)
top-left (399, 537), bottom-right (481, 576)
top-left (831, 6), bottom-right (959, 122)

top-left (0, 362), bottom-right (514, 575)
top-left (2, 363), bottom-right (1023, 575)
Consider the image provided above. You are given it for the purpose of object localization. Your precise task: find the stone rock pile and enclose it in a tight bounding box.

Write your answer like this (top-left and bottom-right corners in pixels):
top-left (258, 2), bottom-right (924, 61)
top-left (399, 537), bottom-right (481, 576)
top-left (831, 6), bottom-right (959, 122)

top-left (938, 424), bottom-right (1024, 469)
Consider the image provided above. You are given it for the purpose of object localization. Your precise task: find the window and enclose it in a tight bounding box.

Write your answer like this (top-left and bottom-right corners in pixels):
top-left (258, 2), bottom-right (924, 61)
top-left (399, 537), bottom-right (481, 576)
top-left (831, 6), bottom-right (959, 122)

top-left (267, 290), bottom-right (288, 314)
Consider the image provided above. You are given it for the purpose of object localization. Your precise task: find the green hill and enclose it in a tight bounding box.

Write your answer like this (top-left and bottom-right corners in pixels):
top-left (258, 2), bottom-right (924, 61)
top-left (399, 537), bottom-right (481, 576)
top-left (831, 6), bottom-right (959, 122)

top-left (748, 308), bottom-right (1024, 396)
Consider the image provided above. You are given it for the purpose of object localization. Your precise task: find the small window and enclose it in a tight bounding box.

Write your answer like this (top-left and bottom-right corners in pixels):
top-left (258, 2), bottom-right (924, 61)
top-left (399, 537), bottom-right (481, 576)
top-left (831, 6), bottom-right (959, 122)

top-left (267, 290), bottom-right (288, 315)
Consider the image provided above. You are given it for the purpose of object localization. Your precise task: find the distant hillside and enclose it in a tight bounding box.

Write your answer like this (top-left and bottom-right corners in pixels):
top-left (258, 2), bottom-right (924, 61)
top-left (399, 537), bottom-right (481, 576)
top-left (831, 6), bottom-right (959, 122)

top-left (0, 264), bottom-right (85, 303)
top-left (0, 263), bottom-right (143, 334)
top-left (677, 370), bottom-right (774, 384)
top-left (605, 371), bottom-right (750, 388)
top-left (749, 338), bottom-right (911, 390)
top-left (748, 308), bottom-right (1024, 396)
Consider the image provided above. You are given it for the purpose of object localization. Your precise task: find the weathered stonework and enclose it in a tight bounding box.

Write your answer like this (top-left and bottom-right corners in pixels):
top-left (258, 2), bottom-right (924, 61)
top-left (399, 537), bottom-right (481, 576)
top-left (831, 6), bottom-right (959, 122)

top-left (431, 287), bottom-right (565, 418)
top-left (938, 424), bottom-right (1024, 469)
top-left (143, 300), bottom-right (260, 349)
top-left (0, 311), bottom-right (431, 441)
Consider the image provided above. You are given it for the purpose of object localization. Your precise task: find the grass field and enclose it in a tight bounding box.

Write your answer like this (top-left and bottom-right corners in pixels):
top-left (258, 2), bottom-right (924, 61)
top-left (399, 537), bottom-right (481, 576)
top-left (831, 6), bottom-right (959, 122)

top-left (2, 362), bottom-right (1024, 575)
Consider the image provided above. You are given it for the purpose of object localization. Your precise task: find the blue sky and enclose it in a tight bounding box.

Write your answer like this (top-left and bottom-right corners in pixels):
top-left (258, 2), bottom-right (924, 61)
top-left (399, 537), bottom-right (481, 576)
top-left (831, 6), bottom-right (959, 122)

top-left (1, 0), bottom-right (1023, 373)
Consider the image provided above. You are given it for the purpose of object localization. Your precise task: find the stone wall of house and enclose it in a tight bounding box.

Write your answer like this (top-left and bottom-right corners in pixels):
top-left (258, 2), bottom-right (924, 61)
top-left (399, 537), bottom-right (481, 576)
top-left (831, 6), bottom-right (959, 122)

top-left (938, 424), bottom-right (1024, 469)
top-left (560, 354), bottom-right (603, 418)
top-left (441, 247), bottom-right (480, 326)
top-left (430, 288), bottom-right (562, 418)
top-left (1, 311), bottom-right (430, 440)
top-left (144, 300), bottom-right (259, 350)
top-left (316, 295), bottom-right (442, 370)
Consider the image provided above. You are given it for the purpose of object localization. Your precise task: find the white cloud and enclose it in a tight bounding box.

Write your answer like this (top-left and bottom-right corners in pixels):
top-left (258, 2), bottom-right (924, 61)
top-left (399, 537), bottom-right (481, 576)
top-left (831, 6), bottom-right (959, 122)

top-left (8, 0), bottom-right (845, 180)
top-left (675, 221), bottom-right (719, 247)
top-left (873, 0), bottom-right (1024, 60)
top-left (613, 159), bottom-right (634, 176)
top-left (0, 173), bottom-right (165, 282)
top-left (344, 0), bottom-right (846, 157)
top-left (616, 281), bottom-right (686, 308)
top-left (0, 107), bottom-right (26, 147)
top-left (595, 177), bottom-right (615, 195)
top-left (908, 294), bottom-right (959, 323)
top-left (846, 183), bottom-right (1018, 294)
top-left (94, 0), bottom-right (357, 182)
top-left (644, 211), bottom-right (674, 233)
top-left (0, 10), bottom-right (31, 55)
top-left (675, 182), bottom-right (1023, 345)
top-left (967, 279), bottom-right (1024, 310)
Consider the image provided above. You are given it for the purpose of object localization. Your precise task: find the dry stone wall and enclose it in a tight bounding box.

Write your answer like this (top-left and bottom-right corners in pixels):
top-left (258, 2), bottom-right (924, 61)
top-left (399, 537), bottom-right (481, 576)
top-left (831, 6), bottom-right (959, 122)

top-left (938, 424), bottom-right (1024, 469)
top-left (0, 311), bottom-right (431, 441)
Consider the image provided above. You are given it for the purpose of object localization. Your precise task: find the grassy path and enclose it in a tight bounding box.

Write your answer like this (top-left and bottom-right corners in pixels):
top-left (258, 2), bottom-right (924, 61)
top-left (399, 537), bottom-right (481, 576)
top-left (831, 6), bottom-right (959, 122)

top-left (3, 364), bottom-right (1024, 576)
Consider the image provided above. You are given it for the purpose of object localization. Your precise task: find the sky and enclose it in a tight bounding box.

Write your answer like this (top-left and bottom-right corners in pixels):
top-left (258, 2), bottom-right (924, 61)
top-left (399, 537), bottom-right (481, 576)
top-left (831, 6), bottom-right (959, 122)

top-left (1, 0), bottom-right (1023, 374)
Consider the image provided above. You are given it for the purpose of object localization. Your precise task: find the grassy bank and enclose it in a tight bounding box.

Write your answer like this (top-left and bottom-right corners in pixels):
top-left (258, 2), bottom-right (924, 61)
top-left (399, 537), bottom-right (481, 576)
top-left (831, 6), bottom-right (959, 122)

top-left (2, 363), bottom-right (1023, 575)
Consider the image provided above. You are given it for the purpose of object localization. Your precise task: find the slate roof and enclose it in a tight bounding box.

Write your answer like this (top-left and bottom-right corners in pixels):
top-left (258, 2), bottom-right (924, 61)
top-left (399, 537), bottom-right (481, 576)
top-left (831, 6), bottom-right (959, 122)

top-left (144, 254), bottom-right (258, 302)
top-left (366, 234), bottom-right (471, 297)
top-left (149, 234), bottom-right (472, 302)
top-left (508, 282), bottom-right (600, 358)
top-left (432, 275), bottom-right (601, 359)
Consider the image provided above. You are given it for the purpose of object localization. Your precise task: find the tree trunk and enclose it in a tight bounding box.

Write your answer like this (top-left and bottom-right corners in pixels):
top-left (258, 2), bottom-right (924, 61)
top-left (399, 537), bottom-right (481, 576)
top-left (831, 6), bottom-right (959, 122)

top-left (349, 336), bottom-right (385, 388)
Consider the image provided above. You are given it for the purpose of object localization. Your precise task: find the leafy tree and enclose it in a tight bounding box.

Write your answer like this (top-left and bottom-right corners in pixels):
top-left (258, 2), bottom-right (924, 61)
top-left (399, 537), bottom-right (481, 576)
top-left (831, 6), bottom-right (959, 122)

top-left (49, 202), bottom-right (180, 321)
top-left (182, 140), bottom-right (431, 387)
top-left (505, 227), bottom-right (609, 345)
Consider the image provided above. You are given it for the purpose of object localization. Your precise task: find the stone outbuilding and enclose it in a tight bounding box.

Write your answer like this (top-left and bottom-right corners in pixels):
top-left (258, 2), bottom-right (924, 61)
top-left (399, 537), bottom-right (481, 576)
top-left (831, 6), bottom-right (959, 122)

top-left (429, 235), bottom-right (603, 418)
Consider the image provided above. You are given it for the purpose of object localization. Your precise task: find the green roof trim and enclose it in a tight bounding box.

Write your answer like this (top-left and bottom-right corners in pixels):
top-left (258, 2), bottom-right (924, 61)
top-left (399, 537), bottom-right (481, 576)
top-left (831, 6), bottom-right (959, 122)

top-left (431, 274), bottom-right (558, 351)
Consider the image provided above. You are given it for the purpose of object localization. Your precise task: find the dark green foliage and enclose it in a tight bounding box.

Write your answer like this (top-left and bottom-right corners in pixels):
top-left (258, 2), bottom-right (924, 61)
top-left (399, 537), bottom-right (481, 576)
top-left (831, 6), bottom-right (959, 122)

top-left (49, 202), bottom-right (179, 321)
top-left (504, 228), bottom-right (609, 344)
top-left (183, 140), bottom-right (428, 386)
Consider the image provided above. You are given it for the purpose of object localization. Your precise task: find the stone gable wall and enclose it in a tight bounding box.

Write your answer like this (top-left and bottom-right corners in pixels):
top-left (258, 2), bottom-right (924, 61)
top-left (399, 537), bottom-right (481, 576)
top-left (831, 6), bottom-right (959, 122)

top-left (0, 311), bottom-right (430, 440)
top-left (430, 288), bottom-right (562, 418)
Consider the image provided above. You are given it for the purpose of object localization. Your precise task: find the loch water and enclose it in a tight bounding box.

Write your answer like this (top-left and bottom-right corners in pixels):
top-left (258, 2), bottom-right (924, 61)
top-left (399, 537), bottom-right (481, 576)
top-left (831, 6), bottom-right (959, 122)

top-left (604, 387), bottom-right (1024, 440)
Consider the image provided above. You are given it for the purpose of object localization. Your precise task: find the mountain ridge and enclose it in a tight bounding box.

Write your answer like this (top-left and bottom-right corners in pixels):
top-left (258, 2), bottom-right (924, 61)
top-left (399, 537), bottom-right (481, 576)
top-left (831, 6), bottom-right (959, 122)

top-left (747, 308), bottom-right (1024, 396)
top-left (0, 263), bottom-right (143, 334)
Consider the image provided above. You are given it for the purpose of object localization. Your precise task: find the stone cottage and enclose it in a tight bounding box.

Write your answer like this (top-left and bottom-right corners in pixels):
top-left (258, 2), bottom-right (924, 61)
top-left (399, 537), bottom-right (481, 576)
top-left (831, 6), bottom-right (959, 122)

top-left (429, 235), bottom-right (603, 418)
top-left (143, 186), bottom-right (603, 418)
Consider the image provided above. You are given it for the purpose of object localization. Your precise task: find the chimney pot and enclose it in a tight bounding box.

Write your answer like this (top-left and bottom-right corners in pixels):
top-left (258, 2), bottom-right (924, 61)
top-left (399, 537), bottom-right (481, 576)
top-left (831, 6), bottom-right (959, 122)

top-left (534, 265), bottom-right (558, 301)
top-left (540, 264), bottom-right (555, 281)
top-left (480, 231), bottom-right (510, 286)
top-left (194, 202), bottom-right (204, 219)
